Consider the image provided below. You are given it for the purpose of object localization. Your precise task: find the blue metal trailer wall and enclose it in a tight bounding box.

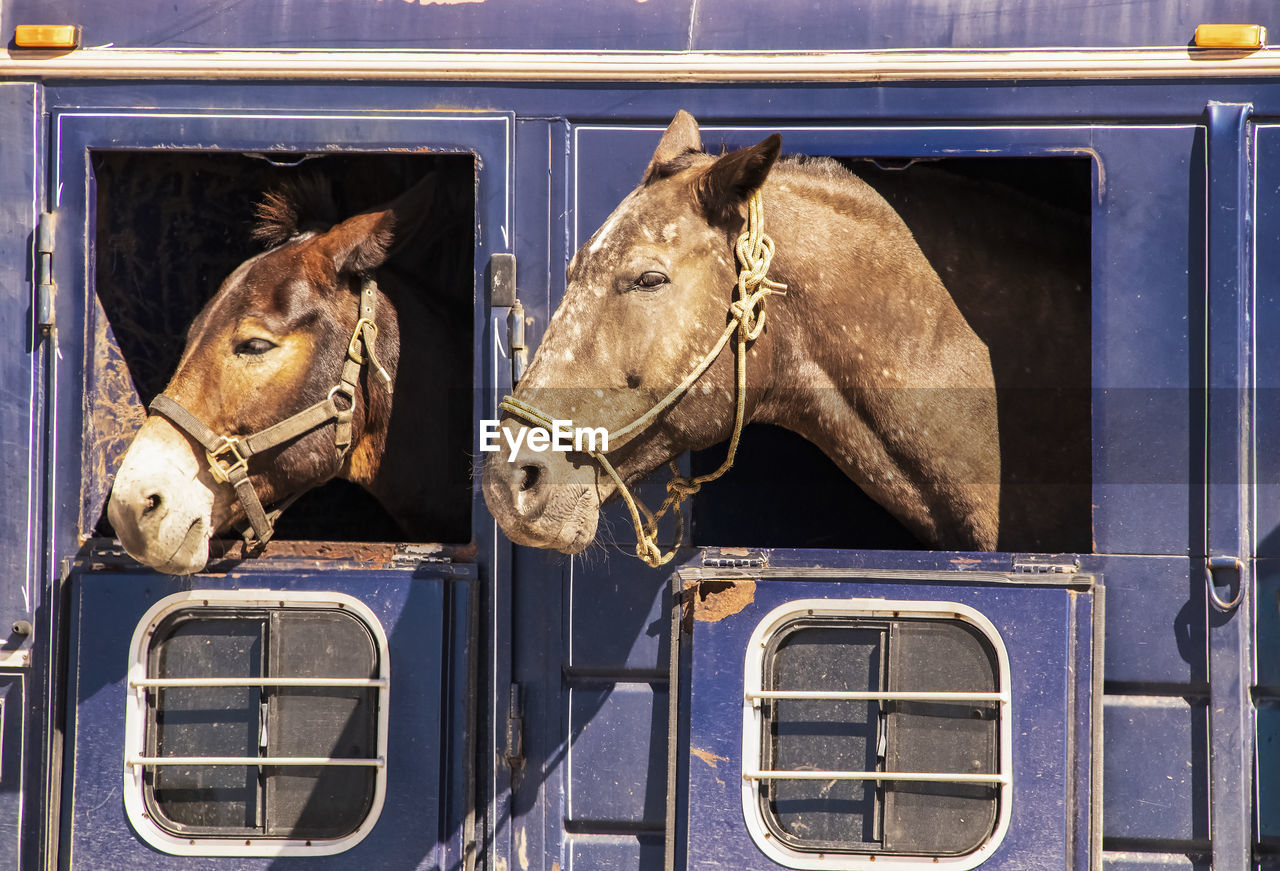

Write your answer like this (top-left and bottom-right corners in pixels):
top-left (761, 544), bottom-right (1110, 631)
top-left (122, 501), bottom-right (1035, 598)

top-left (0, 80), bottom-right (1255, 871)
top-left (0, 2), bottom-right (1277, 870)
top-left (4, 0), bottom-right (1277, 51)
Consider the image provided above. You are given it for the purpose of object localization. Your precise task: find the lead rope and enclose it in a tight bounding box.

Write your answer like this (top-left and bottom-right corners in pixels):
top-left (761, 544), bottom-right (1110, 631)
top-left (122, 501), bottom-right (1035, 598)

top-left (499, 189), bottom-right (786, 567)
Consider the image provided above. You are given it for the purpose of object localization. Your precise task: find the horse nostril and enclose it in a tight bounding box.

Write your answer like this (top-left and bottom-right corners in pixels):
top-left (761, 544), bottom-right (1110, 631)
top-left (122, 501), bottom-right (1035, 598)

top-left (626, 371), bottom-right (642, 389)
top-left (142, 492), bottom-right (162, 516)
top-left (518, 464), bottom-right (543, 493)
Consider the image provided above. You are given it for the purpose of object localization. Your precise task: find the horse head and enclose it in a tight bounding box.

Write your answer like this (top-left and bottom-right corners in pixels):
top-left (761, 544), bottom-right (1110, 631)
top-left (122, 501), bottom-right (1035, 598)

top-left (108, 173), bottom-right (440, 574)
top-left (484, 111), bottom-right (1001, 559)
top-left (483, 111), bottom-right (788, 556)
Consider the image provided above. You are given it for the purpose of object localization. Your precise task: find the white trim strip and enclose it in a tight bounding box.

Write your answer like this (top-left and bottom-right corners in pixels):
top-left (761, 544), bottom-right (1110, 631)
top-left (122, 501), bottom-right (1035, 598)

top-left (744, 770), bottom-right (1008, 785)
top-left (747, 690), bottom-right (1005, 703)
top-left (4, 46), bottom-right (1280, 82)
top-left (131, 677), bottom-right (386, 689)
top-left (128, 756), bottom-right (384, 768)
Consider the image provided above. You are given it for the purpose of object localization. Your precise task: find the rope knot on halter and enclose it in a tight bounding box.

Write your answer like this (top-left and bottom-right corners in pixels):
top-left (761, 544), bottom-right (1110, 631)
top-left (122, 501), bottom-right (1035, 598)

top-left (499, 188), bottom-right (785, 568)
top-left (730, 192), bottom-right (787, 341)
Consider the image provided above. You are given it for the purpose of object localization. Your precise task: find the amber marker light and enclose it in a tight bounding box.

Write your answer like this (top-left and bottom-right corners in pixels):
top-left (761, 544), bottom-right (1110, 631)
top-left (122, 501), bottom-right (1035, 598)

top-left (13, 25), bottom-right (81, 50)
top-left (1194, 24), bottom-right (1267, 50)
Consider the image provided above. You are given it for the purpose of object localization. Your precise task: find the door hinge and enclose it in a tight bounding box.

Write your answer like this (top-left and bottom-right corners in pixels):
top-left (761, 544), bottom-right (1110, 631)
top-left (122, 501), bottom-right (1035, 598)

top-left (504, 683), bottom-right (525, 772)
top-left (35, 211), bottom-right (57, 333)
top-left (508, 298), bottom-right (528, 384)
top-left (1011, 554), bottom-right (1080, 574)
top-left (701, 548), bottom-right (767, 569)
top-left (487, 253), bottom-right (527, 384)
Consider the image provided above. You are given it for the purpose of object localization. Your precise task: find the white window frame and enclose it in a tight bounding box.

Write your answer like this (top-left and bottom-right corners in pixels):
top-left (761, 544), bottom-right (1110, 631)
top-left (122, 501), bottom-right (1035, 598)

top-left (741, 598), bottom-right (1013, 870)
top-left (122, 589), bottom-right (391, 857)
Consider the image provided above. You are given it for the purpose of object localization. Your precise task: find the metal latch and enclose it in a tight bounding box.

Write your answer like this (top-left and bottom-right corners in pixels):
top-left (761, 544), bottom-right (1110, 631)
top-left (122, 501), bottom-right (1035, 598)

top-left (702, 549), bottom-right (767, 569)
top-left (1012, 554), bottom-right (1080, 574)
top-left (488, 252), bottom-right (516, 307)
top-left (35, 212), bottom-right (56, 333)
top-left (504, 683), bottom-right (525, 772)
top-left (392, 544), bottom-right (452, 565)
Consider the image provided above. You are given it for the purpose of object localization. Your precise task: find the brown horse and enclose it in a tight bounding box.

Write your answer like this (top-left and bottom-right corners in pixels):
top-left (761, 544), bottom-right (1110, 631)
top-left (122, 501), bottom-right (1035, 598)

top-left (484, 111), bottom-right (1043, 557)
top-left (108, 172), bottom-right (471, 574)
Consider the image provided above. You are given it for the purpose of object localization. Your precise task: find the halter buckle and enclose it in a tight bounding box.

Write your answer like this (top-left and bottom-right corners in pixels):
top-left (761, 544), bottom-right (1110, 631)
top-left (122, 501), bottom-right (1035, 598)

top-left (328, 381), bottom-right (356, 409)
top-left (347, 318), bottom-right (377, 363)
top-left (206, 436), bottom-right (249, 484)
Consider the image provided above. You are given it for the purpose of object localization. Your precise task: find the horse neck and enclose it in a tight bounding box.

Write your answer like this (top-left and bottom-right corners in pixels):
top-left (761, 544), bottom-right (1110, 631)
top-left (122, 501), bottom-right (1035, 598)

top-left (748, 171), bottom-right (990, 431)
top-left (342, 275), bottom-right (402, 488)
top-left (342, 271), bottom-right (469, 539)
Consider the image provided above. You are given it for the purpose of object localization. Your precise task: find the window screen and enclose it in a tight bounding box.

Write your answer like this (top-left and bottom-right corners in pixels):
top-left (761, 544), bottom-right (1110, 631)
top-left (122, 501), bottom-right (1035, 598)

top-left (742, 600), bottom-right (1010, 869)
top-left (124, 591), bottom-right (389, 856)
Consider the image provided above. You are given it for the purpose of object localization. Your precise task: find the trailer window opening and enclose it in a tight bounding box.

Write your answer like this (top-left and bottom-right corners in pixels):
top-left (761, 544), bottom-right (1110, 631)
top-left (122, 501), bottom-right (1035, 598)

top-left (123, 591), bottom-right (390, 856)
top-left (87, 150), bottom-right (475, 549)
top-left (743, 600), bottom-right (1011, 868)
top-left (691, 155), bottom-right (1092, 554)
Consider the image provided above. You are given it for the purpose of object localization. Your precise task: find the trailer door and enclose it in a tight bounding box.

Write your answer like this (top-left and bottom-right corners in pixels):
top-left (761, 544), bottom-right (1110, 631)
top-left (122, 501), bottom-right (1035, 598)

top-left (61, 562), bottom-right (474, 867)
top-left (47, 107), bottom-right (513, 869)
top-left (530, 118), bottom-right (1210, 870)
top-left (673, 561), bottom-right (1100, 870)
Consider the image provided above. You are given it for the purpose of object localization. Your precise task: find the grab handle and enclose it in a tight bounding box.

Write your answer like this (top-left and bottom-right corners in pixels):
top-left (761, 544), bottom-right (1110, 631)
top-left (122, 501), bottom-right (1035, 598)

top-left (1206, 555), bottom-right (1246, 614)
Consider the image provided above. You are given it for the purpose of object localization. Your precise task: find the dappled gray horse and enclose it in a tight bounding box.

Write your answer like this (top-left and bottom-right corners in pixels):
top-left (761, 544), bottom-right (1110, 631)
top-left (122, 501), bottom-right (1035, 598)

top-left (484, 111), bottom-right (1015, 560)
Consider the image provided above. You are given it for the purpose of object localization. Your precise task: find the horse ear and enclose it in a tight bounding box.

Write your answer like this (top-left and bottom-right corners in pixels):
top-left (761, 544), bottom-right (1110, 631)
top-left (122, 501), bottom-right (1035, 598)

top-left (642, 110), bottom-right (704, 182)
top-left (322, 172), bottom-right (439, 275)
top-left (695, 133), bottom-right (782, 226)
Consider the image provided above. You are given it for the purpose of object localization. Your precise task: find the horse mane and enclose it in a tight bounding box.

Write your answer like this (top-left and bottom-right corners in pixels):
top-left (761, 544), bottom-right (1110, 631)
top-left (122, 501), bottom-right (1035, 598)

top-left (777, 154), bottom-right (1088, 233)
top-left (642, 148), bottom-right (705, 184)
top-left (251, 175), bottom-right (342, 248)
top-left (644, 148), bottom-right (890, 214)
top-left (767, 154), bottom-right (916, 228)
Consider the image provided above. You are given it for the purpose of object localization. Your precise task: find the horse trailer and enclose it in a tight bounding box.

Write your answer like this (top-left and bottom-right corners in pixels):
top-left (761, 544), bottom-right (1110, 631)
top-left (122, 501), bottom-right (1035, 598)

top-left (0, 2), bottom-right (1277, 869)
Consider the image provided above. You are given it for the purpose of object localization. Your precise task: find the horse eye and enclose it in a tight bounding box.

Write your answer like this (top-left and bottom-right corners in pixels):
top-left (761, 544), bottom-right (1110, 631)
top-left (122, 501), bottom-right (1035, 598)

top-left (634, 271), bottom-right (669, 290)
top-left (235, 337), bottom-right (277, 356)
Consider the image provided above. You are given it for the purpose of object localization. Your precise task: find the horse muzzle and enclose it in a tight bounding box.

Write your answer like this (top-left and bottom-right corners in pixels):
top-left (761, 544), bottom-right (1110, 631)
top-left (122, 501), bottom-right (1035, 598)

top-left (108, 417), bottom-right (221, 575)
top-left (481, 431), bottom-right (603, 554)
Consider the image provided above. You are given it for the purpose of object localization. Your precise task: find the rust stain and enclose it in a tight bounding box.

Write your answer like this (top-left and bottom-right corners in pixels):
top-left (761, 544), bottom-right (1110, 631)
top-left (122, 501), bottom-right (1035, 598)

top-left (256, 540), bottom-right (398, 560)
top-left (206, 538), bottom-right (478, 571)
top-left (690, 747), bottom-right (729, 769)
top-left (684, 579), bottom-right (757, 625)
top-left (950, 556), bottom-right (982, 565)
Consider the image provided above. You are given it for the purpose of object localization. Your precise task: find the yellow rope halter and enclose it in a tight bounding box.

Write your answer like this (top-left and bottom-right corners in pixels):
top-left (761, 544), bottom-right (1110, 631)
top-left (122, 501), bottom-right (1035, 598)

top-left (499, 189), bottom-right (786, 567)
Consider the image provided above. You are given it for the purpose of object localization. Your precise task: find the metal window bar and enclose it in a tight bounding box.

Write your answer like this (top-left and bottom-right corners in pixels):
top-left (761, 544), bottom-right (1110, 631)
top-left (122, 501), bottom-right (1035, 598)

top-left (747, 690), bottom-right (1005, 703)
top-left (132, 677), bottom-right (386, 689)
top-left (128, 756), bottom-right (385, 768)
top-left (744, 770), bottom-right (1007, 784)
top-left (749, 685), bottom-right (1005, 790)
top-left (133, 672), bottom-right (386, 771)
